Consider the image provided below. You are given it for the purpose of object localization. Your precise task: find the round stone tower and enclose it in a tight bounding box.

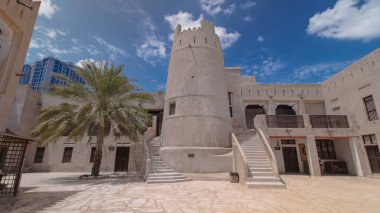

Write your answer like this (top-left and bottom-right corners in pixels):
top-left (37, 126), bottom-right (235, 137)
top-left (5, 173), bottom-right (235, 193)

top-left (160, 19), bottom-right (232, 173)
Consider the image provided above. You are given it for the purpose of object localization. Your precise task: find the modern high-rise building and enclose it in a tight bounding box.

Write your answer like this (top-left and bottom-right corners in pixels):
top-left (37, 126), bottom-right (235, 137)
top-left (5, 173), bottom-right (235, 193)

top-left (20, 57), bottom-right (84, 92)
top-left (19, 64), bottom-right (32, 85)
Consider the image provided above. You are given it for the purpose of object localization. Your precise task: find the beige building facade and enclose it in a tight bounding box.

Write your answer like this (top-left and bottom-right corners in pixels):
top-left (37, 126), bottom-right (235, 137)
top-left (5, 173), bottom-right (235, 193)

top-left (0, 0), bottom-right (40, 132)
top-left (15, 20), bottom-right (380, 186)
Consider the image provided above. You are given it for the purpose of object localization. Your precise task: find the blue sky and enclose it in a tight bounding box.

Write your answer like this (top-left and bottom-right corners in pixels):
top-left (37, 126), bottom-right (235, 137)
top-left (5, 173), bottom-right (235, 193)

top-left (27, 0), bottom-right (380, 91)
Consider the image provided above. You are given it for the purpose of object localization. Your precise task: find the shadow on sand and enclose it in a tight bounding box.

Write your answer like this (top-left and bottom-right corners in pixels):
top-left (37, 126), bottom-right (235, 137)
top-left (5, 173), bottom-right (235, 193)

top-left (0, 187), bottom-right (79, 213)
top-left (0, 173), bottom-right (144, 213)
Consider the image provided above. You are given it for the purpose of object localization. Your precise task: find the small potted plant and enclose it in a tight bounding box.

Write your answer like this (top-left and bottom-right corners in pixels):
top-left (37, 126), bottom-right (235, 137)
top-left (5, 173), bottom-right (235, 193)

top-left (229, 171), bottom-right (239, 183)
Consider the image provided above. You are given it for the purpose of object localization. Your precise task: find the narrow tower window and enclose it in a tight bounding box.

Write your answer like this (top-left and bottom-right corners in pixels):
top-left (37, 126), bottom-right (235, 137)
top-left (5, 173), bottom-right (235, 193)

top-left (179, 40), bottom-right (181, 46)
top-left (205, 37), bottom-right (207, 43)
top-left (169, 102), bottom-right (176, 115)
top-left (193, 36), bottom-right (196, 43)
top-left (228, 92), bottom-right (233, 117)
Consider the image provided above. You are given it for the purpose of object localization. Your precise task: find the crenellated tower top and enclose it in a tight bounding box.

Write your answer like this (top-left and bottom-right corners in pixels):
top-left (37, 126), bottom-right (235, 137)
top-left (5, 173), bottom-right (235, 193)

top-left (171, 19), bottom-right (222, 54)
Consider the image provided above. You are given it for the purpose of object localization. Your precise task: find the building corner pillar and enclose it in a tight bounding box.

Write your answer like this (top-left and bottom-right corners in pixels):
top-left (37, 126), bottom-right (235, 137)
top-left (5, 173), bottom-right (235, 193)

top-left (305, 135), bottom-right (321, 176)
top-left (349, 136), bottom-right (370, 176)
top-left (299, 98), bottom-right (306, 115)
top-left (268, 98), bottom-right (274, 115)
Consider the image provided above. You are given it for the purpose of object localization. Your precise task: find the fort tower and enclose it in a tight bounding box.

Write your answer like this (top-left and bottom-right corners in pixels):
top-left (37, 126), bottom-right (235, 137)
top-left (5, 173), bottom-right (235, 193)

top-left (160, 19), bottom-right (232, 173)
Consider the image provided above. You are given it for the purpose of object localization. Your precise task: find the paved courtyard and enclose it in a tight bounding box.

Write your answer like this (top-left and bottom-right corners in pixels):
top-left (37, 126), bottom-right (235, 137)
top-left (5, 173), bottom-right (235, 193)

top-left (1, 173), bottom-right (380, 212)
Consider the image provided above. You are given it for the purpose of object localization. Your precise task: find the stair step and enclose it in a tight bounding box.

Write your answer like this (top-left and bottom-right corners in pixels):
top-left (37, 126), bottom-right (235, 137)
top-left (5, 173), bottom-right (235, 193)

top-left (251, 171), bottom-right (275, 176)
top-left (147, 178), bottom-right (192, 184)
top-left (247, 182), bottom-right (286, 189)
top-left (250, 176), bottom-right (281, 182)
top-left (148, 176), bottom-right (187, 181)
top-left (149, 172), bottom-right (182, 177)
top-left (247, 161), bottom-right (271, 164)
top-left (246, 157), bottom-right (269, 160)
top-left (152, 169), bottom-right (176, 172)
top-left (248, 164), bottom-right (272, 168)
top-left (152, 166), bottom-right (171, 169)
top-left (246, 156), bottom-right (269, 159)
top-left (251, 168), bottom-right (273, 172)
top-left (245, 154), bottom-right (267, 156)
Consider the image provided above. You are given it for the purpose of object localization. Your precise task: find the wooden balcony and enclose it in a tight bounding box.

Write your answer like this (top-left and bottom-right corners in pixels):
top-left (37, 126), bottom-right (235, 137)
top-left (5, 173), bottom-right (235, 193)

top-left (309, 115), bottom-right (349, 128)
top-left (266, 115), bottom-right (305, 128)
top-left (265, 115), bottom-right (349, 129)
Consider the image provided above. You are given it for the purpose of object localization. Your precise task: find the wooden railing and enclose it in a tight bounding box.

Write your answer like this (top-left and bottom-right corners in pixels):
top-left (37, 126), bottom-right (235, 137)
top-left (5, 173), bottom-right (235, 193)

top-left (266, 115), bottom-right (305, 128)
top-left (309, 115), bottom-right (349, 128)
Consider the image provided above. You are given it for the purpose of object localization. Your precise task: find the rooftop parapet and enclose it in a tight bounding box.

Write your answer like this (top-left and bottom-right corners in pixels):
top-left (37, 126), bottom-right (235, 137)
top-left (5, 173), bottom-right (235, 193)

top-left (171, 19), bottom-right (222, 54)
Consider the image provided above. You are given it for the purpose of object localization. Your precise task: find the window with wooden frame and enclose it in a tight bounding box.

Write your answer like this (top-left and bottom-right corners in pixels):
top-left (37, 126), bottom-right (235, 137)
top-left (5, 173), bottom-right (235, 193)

top-left (362, 134), bottom-right (377, 145)
top-left (34, 147), bottom-right (45, 163)
top-left (169, 102), bottom-right (176, 115)
top-left (316, 140), bottom-right (336, 160)
top-left (363, 95), bottom-right (379, 121)
top-left (90, 147), bottom-right (96, 163)
top-left (62, 147), bottom-right (73, 163)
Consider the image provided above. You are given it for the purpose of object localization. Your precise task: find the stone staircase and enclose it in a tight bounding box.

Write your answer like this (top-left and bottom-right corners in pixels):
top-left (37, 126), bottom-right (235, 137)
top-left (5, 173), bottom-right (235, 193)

top-left (236, 130), bottom-right (286, 189)
top-left (146, 137), bottom-right (192, 184)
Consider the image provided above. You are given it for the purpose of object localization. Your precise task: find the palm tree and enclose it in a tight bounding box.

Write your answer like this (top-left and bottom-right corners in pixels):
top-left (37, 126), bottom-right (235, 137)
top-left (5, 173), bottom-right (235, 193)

top-left (32, 61), bottom-right (153, 176)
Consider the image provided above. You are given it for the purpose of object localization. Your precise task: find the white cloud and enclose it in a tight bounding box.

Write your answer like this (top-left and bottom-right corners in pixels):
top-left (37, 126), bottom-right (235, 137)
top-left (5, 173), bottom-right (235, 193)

top-left (38, 0), bottom-right (58, 19)
top-left (307, 0), bottom-right (380, 41)
top-left (223, 4), bottom-right (236, 15)
top-left (164, 11), bottom-right (240, 49)
top-left (165, 11), bottom-right (203, 31)
top-left (75, 59), bottom-right (106, 69)
top-left (257, 36), bottom-right (264, 42)
top-left (46, 28), bottom-right (66, 39)
top-left (27, 24), bottom-right (127, 63)
top-left (250, 57), bottom-right (286, 78)
top-left (214, 27), bottom-right (241, 49)
top-left (29, 38), bottom-right (40, 49)
top-left (93, 36), bottom-right (127, 60)
top-left (240, 1), bottom-right (256, 9)
top-left (294, 61), bottom-right (352, 80)
top-left (200, 0), bottom-right (225, 15)
top-left (99, 0), bottom-right (166, 64)
top-left (137, 36), bottom-right (167, 65)
top-left (243, 15), bottom-right (253, 22)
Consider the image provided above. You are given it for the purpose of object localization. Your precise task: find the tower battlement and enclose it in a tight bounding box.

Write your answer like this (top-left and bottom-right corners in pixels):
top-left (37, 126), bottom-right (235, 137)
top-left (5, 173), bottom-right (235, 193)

top-left (171, 19), bottom-right (222, 54)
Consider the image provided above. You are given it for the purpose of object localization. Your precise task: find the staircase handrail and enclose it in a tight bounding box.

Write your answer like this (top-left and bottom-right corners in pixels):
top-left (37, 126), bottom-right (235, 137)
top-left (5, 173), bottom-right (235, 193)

top-left (231, 133), bottom-right (249, 182)
top-left (256, 128), bottom-right (280, 177)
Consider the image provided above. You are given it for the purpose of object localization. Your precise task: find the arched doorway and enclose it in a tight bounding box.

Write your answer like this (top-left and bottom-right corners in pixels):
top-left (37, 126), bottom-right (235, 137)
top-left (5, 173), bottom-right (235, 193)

top-left (245, 105), bottom-right (265, 129)
top-left (275, 105), bottom-right (296, 115)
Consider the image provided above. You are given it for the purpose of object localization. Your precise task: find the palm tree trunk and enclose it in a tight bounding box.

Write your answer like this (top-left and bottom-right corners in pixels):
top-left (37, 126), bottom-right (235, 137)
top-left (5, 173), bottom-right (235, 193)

top-left (91, 127), bottom-right (104, 176)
